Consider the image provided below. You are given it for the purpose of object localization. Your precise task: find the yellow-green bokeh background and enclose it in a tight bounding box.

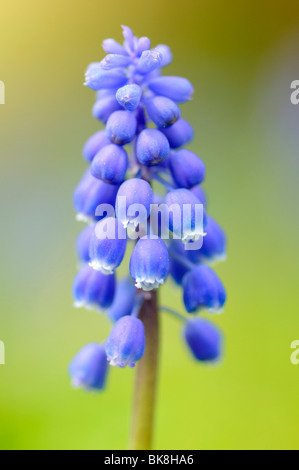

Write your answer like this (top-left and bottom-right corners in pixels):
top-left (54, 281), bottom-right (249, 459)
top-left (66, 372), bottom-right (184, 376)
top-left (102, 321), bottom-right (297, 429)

top-left (0, 0), bottom-right (299, 450)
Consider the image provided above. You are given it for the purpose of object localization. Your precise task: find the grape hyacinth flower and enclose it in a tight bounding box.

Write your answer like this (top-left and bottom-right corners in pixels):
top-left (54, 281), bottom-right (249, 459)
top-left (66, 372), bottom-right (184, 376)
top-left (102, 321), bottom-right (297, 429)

top-left (70, 26), bottom-right (227, 450)
top-left (107, 278), bottom-right (136, 323)
top-left (69, 343), bottom-right (108, 391)
top-left (73, 264), bottom-right (115, 311)
top-left (89, 217), bottom-right (127, 274)
top-left (106, 315), bottom-right (145, 368)
top-left (184, 318), bottom-right (222, 362)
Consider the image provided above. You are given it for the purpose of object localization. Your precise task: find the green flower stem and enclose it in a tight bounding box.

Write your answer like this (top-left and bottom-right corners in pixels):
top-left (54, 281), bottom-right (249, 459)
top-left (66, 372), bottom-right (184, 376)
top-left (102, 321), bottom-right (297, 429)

top-left (160, 306), bottom-right (187, 323)
top-left (129, 291), bottom-right (159, 450)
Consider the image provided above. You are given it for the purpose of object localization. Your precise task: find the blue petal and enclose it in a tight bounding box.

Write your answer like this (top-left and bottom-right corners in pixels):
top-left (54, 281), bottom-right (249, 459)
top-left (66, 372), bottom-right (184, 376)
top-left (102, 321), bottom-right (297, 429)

top-left (136, 129), bottom-right (170, 166)
top-left (99, 54), bottom-right (132, 70)
top-left (183, 265), bottom-right (226, 313)
top-left (92, 94), bottom-right (122, 123)
top-left (106, 316), bottom-right (145, 368)
top-left (102, 39), bottom-right (129, 56)
top-left (105, 110), bottom-right (137, 145)
top-left (145, 96), bottom-right (181, 128)
top-left (76, 224), bottom-right (95, 263)
top-left (137, 50), bottom-right (162, 75)
top-left (160, 119), bottom-right (194, 149)
top-left (84, 64), bottom-right (128, 90)
top-left (116, 178), bottom-right (153, 227)
top-left (69, 343), bottom-right (108, 391)
top-left (130, 237), bottom-right (169, 291)
top-left (184, 319), bottom-right (223, 362)
top-left (73, 170), bottom-right (119, 222)
top-left (89, 218), bottom-right (127, 274)
top-left (91, 144), bottom-right (128, 184)
top-left (136, 37), bottom-right (151, 56)
top-left (116, 84), bottom-right (142, 112)
top-left (73, 265), bottom-right (115, 311)
top-left (148, 76), bottom-right (193, 103)
top-left (164, 188), bottom-right (207, 242)
top-left (187, 216), bottom-right (226, 264)
top-left (155, 45), bottom-right (172, 67)
top-left (108, 278), bottom-right (136, 322)
top-left (83, 131), bottom-right (111, 162)
top-left (168, 150), bottom-right (205, 188)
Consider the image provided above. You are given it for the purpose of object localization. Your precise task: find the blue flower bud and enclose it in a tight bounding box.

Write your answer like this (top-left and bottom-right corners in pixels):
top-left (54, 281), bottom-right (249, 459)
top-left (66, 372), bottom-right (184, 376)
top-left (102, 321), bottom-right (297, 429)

top-left (105, 110), bottom-right (137, 145)
top-left (168, 150), bottom-right (205, 188)
top-left (190, 185), bottom-right (207, 207)
top-left (136, 129), bottom-right (170, 166)
top-left (92, 94), bottom-right (122, 123)
top-left (168, 240), bottom-right (190, 285)
top-left (145, 68), bottom-right (161, 81)
top-left (102, 39), bottom-right (128, 56)
top-left (73, 169), bottom-right (119, 221)
top-left (160, 119), bottom-right (194, 149)
top-left (169, 256), bottom-right (189, 285)
top-left (99, 54), bottom-right (132, 70)
top-left (183, 265), bottom-right (226, 313)
top-left (136, 106), bottom-right (147, 133)
top-left (116, 178), bottom-right (153, 227)
top-left (76, 224), bottom-right (95, 263)
top-left (145, 96), bottom-right (181, 128)
top-left (130, 237), bottom-right (169, 291)
top-left (187, 216), bottom-right (226, 264)
top-left (106, 316), bottom-right (145, 368)
top-left (91, 144), bottom-right (128, 184)
top-left (84, 63), bottom-right (128, 90)
top-left (164, 188), bottom-right (207, 242)
top-left (137, 50), bottom-right (162, 75)
top-left (122, 25), bottom-right (135, 53)
top-left (96, 89), bottom-right (117, 100)
top-left (155, 45), bottom-right (172, 67)
top-left (89, 217), bottom-right (127, 274)
top-left (136, 37), bottom-right (151, 56)
top-left (116, 84), bottom-right (142, 112)
top-left (73, 265), bottom-right (115, 311)
top-left (153, 152), bottom-right (172, 170)
top-left (148, 76), bottom-right (193, 103)
top-left (108, 278), bottom-right (136, 322)
top-left (69, 343), bottom-right (108, 391)
top-left (83, 130), bottom-right (111, 163)
top-left (184, 318), bottom-right (222, 362)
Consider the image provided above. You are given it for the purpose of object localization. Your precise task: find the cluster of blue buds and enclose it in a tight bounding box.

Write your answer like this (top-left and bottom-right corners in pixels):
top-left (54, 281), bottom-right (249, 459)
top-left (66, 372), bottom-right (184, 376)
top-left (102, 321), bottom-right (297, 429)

top-left (70, 26), bottom-right (227, 392)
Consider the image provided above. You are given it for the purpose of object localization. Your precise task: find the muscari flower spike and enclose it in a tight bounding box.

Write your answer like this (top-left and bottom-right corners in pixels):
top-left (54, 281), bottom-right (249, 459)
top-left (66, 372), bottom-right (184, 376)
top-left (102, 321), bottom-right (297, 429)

top-left (70, 26), bottom-right (227, 392)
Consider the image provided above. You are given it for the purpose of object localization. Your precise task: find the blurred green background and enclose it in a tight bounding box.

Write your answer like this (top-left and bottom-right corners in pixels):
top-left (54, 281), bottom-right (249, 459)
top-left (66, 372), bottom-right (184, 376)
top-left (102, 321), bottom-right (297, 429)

top-left (0, 0), bottom-right (299, 450)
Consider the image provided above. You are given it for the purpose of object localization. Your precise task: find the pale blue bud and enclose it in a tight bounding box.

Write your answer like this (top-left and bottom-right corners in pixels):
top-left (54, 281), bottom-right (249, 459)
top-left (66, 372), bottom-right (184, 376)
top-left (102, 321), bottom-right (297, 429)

top-left (84, 64), bottom-right (128, 90)
top-left (148, 76), bottom-right (194, 103)
top-left (105, 110), bottom-right (137, 145)
top-left (137, 50), bottom-right (162, 75)
top-left (136, 129), bottom-right (170, 166)
top-left (116, 84), bottom-right (142, 111)
top-left (145, 96), bottom-right (181, 128)
top-left (91, 144), bottom-right (128, 184)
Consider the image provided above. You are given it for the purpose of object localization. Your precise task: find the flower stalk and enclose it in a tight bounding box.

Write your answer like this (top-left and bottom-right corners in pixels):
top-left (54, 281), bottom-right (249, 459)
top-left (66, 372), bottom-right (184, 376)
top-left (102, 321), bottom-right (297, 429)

top-left (129, 291), bottom-right (159, 450)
